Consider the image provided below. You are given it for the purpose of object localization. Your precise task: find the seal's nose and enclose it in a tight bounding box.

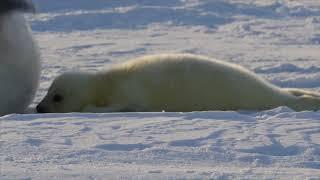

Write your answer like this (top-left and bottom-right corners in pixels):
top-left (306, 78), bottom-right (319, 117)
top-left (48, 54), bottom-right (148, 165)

top-left (36, 105), bottom-right (45, 113)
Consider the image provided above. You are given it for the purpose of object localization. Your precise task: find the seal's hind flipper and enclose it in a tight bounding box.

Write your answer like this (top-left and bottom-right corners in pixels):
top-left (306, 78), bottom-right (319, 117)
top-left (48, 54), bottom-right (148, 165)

top-left (285, 88), bottom-right (320, 98)
top-left (0, 0), bottom-right (35, 15)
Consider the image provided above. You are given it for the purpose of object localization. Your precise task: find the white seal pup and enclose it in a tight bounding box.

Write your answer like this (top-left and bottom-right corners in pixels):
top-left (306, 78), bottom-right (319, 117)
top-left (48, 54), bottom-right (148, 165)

top-left (0, 0), bottom-right (40, 115)
top-left (37, 54), bottom-right (320, 113)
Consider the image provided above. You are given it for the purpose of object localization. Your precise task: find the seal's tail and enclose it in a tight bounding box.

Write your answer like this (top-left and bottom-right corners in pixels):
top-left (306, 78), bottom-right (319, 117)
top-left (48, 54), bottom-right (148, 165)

top-left (0, 0), bottom-right (35, 15)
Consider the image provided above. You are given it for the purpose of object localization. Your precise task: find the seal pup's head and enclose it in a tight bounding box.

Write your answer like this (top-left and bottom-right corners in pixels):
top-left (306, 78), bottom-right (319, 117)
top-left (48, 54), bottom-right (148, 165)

top-left (0, 0), bottom-right (35, 15)
top-left (37, 72), bottom-right (96, 113)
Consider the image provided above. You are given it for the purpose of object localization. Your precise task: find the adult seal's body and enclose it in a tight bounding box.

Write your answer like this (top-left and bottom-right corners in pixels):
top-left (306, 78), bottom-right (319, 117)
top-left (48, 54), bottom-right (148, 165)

top-left (0, 0), bottom-right (40, 115)
top-left (37, 54), bottom-right (320, 113)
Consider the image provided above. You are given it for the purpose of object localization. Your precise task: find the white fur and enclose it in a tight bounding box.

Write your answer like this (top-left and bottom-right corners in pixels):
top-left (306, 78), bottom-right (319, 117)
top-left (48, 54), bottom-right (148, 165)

top-left (0, 12), bottom-right (40, 115)
top-left (38, 54), bottom-right (320, 113)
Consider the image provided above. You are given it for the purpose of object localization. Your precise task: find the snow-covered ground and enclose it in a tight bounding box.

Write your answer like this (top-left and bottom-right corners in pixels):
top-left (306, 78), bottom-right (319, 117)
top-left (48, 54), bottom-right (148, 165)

top-left (1, 0), bottom-right (320, 179)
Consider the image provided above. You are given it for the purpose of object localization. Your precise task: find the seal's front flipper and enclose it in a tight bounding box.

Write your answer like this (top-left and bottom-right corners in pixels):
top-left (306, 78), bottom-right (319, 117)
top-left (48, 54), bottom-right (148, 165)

top-left (82, 104), bottom-right (128, 113)
top-left (82, 104), bottom-right (147, 113)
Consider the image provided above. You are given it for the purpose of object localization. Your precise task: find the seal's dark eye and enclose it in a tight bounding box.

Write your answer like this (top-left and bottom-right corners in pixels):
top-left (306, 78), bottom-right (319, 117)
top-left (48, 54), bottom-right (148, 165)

top-left (53, 94), bottom-right (63, 103)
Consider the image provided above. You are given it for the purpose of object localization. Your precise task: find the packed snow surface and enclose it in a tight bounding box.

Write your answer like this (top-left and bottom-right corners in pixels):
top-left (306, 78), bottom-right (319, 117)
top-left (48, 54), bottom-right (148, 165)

top-left (1, 0), bottom-right (320, 179)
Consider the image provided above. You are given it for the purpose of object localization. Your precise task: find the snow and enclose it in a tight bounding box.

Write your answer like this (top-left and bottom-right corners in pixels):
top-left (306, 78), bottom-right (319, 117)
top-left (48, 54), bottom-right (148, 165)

top-left (1, 0), bottom-right (320, 179)
top-left (2, 108), bottom-right (320, 179)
